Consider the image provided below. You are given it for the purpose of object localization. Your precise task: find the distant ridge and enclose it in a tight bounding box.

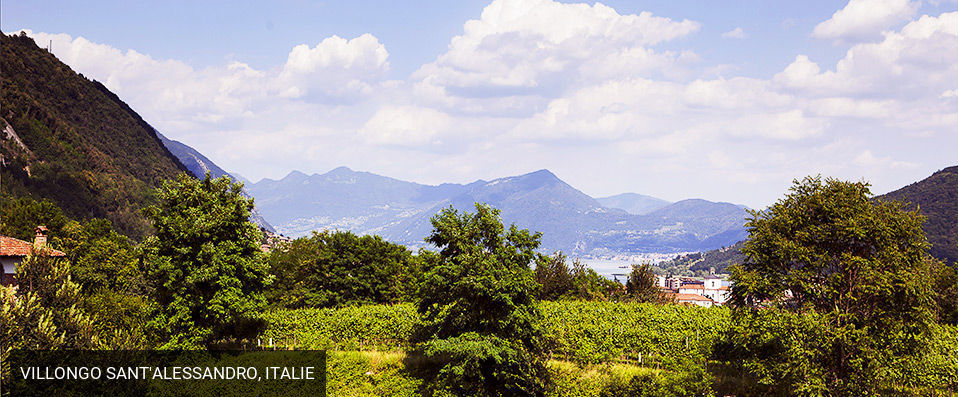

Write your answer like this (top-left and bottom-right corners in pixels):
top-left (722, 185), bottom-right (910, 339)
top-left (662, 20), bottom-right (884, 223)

top-left (245, 167), bottom-right (750, 255)
top-left (597, 193), bottom-right (671, 215)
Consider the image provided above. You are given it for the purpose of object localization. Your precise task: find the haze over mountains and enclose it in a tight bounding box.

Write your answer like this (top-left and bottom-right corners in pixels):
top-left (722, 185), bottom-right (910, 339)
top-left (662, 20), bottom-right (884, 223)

top-left (244, 167), bottom-right (750, 256)
top-left (595, 193), bottom-right (671, 215)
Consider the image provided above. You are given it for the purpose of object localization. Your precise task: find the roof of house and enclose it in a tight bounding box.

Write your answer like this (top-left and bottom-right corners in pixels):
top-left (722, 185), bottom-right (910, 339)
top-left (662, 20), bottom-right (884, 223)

top-left (0, 235), bottom-right (65, 257)
top-left (680, 284), bottom-right (705, 290)
top-left (674, 293), bottom-right (713, 302)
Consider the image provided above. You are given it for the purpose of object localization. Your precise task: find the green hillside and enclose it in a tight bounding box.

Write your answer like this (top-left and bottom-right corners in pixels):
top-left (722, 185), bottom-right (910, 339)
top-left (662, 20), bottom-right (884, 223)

top-left (0, 31), bottom-right (188, 237)
top-left (878, 165), bottom-right (958, 265)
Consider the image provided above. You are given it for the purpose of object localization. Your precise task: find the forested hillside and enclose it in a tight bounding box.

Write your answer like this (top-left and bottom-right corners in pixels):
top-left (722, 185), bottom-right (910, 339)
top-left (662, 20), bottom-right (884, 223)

top-left (0, 31), bottom-right (188, 237)
top-left (878, 165), bottom-right (958, 264)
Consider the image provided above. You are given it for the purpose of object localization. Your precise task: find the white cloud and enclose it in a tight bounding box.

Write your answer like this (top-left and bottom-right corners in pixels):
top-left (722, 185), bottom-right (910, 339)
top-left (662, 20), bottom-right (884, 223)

top-left (17, 29), bottom-right (391, 130)
top-left (358, 106), bottom-right (452, 146)
top-left (11, 0), bottom-right (958, 209)
top-left (412, 0), bottom-right (700, 113)
top-left (276, 34), bottom-right (390, 101)
top-left (812, 0), bottom-right (919, 42)
top-left (721, 27), bottom-right (747, 39)
top-left (777, 12), bottom-right (958, 99)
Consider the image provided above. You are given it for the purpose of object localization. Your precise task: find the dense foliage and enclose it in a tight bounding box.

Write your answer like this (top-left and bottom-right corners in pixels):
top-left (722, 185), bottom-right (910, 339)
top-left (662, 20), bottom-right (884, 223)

top-left (534, 252), bottom-right (624, 301)
top-left (1, 251), bottom-right (97, 350)
top-left (262, 304), bottom-right (418, 351)
top-left (414, 203), bottom-right (548, 396)
top-left (0, 31), bottom-right (187, 238)
top-left (266, 230), bottom-right (420, 308)
top-left (725, 176), bottom-right (939, 394)
top-left (935, 260), bottom-right (958, 325)
top-left (0, 197), bottom-right (70, 242)
top-left (624, 263), bottom-right (664, 303)
top-left (143, 173), bottom-right (270, 348)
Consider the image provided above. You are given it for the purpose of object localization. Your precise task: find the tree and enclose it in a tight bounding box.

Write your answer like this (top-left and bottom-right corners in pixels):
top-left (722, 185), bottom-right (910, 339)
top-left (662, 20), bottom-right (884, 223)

top-left (57, 218), bottom-right (151, 348)
top-left (933, 258), bottom-right (958, 325)
top-left (143, 173), bottom-right (269, 348)
top-left (0, 197), bottom-right (69, 243)
top-left (534, 253), bottom-right (623, 301)
top-left (414, 203), bottom-right (548, 396)
top-left (265, 230), bottom-right (419, 308)
top-left (723, 176), bottom-right (937, 393)
top-left (569, 260), bottom-right (623, 301)
top-left (625, 263), bottom-right (663, 303)
top-left (534, 252), bottom-right (574, 300)
top-left (1, 249), bottom-right (97, 354)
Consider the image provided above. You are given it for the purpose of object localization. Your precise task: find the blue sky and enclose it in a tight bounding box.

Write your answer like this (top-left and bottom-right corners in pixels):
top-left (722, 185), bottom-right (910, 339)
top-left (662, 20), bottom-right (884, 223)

top-left (3, 0), bottom-right (958, 207)
top-left (4, 0), bottom-right (854, 77)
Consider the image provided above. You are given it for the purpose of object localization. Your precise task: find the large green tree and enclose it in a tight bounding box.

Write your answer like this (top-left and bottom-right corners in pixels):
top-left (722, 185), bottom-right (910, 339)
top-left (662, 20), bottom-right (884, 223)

top-left (143, 173), bottom-right (269, 348)
top-left (414, 203), bottom-right (548, 396)
top-left (266, 230), bottom-right (419, 308)
top-left (723, 176), bottom-right (938, 394)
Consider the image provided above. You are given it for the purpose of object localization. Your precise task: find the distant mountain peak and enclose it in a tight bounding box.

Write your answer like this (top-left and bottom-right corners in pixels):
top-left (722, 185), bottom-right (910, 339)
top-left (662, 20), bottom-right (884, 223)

top-left (282, 170), bottom-right (309, 180)
top-left (328, 166), bottom-right (354, 174)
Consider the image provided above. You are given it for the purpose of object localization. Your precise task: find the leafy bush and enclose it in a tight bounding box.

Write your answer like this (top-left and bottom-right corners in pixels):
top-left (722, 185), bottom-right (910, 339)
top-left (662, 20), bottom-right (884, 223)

top-left (265, 230), bottom-right (420, 308)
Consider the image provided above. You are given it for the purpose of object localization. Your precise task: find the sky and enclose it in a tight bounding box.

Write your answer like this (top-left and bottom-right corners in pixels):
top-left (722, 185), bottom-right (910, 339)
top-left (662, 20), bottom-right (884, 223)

top-left (3, 0), bottom-right (957, 208)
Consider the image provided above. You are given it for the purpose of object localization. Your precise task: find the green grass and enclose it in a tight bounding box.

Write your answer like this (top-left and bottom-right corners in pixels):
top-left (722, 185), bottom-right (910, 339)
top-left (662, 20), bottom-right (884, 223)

top-left (325, 351), bottom-right (661, 397)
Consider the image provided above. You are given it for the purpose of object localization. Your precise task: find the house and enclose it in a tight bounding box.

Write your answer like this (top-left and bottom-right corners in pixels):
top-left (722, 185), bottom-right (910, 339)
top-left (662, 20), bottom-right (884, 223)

top-left (0, 226), bottom-right (65, 287)
top-left (656, 275), bottom-right (683, 290)
top-left (672, 293), bottom-right (714, 308)
top-left (702, 275), bottom-right (731, 304)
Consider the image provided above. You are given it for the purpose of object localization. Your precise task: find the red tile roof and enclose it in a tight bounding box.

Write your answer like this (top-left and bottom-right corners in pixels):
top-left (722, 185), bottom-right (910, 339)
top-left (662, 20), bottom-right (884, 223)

top-left (680, 284), bottom-right (705, 289)
top-left (0, 236), bottom-right (65, 257)
top-left (674, 293), bottom-right (713, 302)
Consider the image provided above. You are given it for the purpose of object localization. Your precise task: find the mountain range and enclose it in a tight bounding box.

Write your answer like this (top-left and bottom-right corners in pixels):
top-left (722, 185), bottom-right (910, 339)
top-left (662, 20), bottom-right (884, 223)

top-left (244, 167), bottom-right (750, 256)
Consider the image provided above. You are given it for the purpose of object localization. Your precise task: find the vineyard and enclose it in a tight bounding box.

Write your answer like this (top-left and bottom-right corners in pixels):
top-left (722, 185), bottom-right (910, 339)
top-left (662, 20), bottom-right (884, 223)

top-left (262, 301), bottom-right (958, 393)
top-left (261, 304), bottom-right (418, 351)
top-left (262, 301), bottom-right (730, 365)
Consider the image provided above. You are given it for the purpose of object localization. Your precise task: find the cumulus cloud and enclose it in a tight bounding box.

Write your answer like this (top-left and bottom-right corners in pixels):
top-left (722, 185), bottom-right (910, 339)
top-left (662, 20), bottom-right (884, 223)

top-left (778, 12), bottom-right (958, 99)
top-left (275, 34), bottom-right (390, 101)
top-left (812, 0), bottom-right (919, 42)
top-left (412, 0), bottom-right (700, 114)
top-left (721, 27), bottom-right (747, 39)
